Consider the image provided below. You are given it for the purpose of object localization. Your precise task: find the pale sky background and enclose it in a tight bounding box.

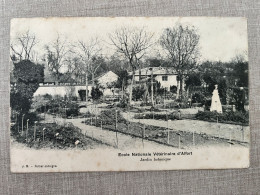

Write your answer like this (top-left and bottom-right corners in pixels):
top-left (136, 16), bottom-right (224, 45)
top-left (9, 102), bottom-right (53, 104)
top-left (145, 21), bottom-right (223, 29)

top-left (10, 17), bottom-right (248, 63)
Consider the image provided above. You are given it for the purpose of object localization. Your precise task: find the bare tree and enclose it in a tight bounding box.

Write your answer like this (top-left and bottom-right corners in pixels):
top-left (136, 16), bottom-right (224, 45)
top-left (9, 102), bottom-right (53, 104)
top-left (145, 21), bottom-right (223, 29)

top-left (109, 26), bottom-right (154, 105)
top-left (62, 56), bottom-right (82, 84)
top-left (88, 55), bottom-right (105, 87)
top-left (160, 24), bottom-right (200, 99)
top-left (76, 38), bottom-right (101, 106)
top-left (44, 34), bottom-right (70, 82)
top-left (10, 30), bottom-right (38, 62)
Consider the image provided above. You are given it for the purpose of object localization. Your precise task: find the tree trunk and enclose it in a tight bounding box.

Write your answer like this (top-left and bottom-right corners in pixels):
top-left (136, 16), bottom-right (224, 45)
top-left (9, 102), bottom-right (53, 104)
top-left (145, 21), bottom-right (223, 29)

top-left (176, 80), bottom-right (180, 100)
top-left (139, 68), bottom-right (141, 86)
top-left (143, 81), bottom-right (148, 104)
top-left (92, 72), bottom-right (95, 87)
top-left (186, 86), bottom-right (190, 98)
top-left (179, 76), bottom-right (183, 99)
top-left (182, 78), bottom-right (185, 94)
top-left (121, 78), bottom-right (124, 99)
top-left (85, 72), bottom-right (88, 107)
top-left (129, 70), bottom-right (135, 105)
top-left (151, 69), bottom-right (154, 106)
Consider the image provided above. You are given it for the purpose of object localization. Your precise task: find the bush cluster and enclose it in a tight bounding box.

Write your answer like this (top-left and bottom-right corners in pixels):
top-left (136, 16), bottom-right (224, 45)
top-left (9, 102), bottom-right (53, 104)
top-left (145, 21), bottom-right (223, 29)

top-left (134, 111), bottom-right (181, 120)
top-left (155, 102), bottom-right (190, 109)
top-left (100, 109), bottom-right (126, 125)
top-left (36, 98), bottom-right (79, 117)
top-left (83, 109), bottom-right (127, 126)
top-left (116, 98), bottom-right (128, 108)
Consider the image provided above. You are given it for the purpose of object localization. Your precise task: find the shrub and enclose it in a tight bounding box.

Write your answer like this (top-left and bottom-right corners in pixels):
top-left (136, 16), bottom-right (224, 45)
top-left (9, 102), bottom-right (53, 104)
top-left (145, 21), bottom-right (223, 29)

top-left (117, 98), bottom-right (128, 108)
top-left (134, 111), bottom-right (181, 120)
top-left (100, 109), bottom-right (126, 125)
top-left (170, 85), bottom-right (177, 93)
top-left (65, 103), bottom-right (79, 117)
top-left (191, 103), bottom-right (202, 107)
top-left (43, 94), bottom-right (53, 100)
top-left (24, 112), bottom-right (42, 125)
top-left (36, 98), bottom-right (79, 117)
top-left (78, 89), bottom-right (86, 101)
top-left (132, 86), bottom-right (146, 101)
top-left (91, 86), bottom-right (103, 102)
top-left (192, 92), bottom-right (205, 104)
top-left (140, 102), bottom-right (152, 107)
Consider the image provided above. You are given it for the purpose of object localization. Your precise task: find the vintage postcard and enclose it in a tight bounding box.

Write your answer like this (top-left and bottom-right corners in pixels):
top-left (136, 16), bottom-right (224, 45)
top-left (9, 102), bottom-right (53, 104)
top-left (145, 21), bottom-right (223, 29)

top-left (9, 17), bottom-right (249, 172)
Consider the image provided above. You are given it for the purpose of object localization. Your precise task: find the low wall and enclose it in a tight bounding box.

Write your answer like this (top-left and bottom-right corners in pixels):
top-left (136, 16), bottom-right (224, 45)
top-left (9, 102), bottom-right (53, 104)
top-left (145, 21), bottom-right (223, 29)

top-left (34, 85), bottom-right (115, 97)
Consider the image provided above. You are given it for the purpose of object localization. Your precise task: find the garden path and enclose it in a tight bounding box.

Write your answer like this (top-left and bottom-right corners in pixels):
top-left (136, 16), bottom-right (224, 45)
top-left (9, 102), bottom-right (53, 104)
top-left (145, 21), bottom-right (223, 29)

top-left (44, 114), bottom-right (173, 150)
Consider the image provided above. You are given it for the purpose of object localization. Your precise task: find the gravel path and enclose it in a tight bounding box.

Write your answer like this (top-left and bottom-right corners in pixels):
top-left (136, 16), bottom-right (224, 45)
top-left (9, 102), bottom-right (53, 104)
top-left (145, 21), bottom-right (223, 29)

top-left (44, 114), bottom-right (173, 150)
top-left (121, 112), bottom-right (250, 143)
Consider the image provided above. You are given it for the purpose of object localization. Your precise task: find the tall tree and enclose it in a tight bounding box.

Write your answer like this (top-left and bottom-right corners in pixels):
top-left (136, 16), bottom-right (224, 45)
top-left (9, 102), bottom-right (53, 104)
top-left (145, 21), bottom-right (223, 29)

top-left (61, 56), bottom-right (82, 84)
top-left (160, 24), bottom-right (200, 99)
top-left (10, 30), bottom-right (38, 62)
top-left (88, 55), bottom-right (105, 87)
top-left (109, 26), bottom-right (154, 105)
top-left (11, 60), bottom-right (44, 115)
top-left (76, 38), bottom-right (101, 107)
top-left (44, 34), bottom-right (70, 82)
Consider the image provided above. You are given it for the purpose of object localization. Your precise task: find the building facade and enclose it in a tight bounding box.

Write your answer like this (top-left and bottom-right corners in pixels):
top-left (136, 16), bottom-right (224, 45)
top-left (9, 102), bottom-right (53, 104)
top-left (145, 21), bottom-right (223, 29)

top-left (129, 67), bottom-right (178, 91)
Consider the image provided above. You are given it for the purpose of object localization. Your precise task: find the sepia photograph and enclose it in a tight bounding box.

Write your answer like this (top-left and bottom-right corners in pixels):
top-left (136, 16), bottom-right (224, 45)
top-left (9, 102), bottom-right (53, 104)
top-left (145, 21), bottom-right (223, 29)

top-left (9, 17), bottom-right (249, 172)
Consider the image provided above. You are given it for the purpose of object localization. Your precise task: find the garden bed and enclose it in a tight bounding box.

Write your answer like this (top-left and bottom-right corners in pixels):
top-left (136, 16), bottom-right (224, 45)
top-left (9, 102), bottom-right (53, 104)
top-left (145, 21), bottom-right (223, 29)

top-left (10, 122), bottom-right (107, 149)
top-left (82, 109), bottom-right (245, 148)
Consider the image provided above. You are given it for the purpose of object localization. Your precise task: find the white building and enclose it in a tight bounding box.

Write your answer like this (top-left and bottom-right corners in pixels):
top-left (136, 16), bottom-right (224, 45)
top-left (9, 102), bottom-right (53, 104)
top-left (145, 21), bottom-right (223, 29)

top-left (94, 71), bottom-right (118, 88)
top-left (34, 71), bottom-right (119, 98)
top-left (129, 67), bottom-right (178, 91)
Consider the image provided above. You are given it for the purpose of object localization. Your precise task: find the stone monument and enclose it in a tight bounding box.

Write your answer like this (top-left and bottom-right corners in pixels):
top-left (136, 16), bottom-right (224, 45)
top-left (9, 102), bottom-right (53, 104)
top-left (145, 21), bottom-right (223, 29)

top-left (210, 85), bottom-right (223, 113)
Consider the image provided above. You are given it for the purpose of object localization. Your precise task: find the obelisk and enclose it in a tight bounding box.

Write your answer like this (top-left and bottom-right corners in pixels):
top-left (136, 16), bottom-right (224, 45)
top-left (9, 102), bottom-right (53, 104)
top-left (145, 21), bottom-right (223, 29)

top-left (210, 85), bottom-right (222, 113)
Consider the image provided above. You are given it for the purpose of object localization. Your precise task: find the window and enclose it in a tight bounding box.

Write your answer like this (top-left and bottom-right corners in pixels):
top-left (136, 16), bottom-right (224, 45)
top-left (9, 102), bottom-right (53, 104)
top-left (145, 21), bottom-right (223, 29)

top-left (162, 75), bottom-right (168, 81)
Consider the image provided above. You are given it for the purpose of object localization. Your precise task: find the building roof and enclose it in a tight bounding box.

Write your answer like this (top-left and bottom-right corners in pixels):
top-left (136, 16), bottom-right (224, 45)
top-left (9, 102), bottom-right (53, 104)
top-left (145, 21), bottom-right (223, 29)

top-left (95, 71), bottom-right (118, 87)
top-left (129, 67), bottom-right (177, 76)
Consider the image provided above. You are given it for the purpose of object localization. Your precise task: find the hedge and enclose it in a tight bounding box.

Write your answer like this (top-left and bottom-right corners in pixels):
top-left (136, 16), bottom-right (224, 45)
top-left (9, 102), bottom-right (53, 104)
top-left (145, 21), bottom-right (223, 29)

top-left (195, 111), bottom-right (249, 125)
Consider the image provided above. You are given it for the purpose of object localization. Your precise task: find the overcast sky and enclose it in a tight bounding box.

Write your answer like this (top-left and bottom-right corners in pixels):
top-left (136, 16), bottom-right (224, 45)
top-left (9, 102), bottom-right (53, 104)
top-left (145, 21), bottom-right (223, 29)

top-left (11, 17), bottom-right (248, 62)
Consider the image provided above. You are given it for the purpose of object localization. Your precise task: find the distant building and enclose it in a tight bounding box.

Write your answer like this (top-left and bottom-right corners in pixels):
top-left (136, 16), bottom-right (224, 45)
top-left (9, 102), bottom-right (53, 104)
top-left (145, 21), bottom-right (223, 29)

top-left (34, 70), bottom-right (119, 98)
top-left (129, 67), bottom-right (178, 91)
top-left (94, 71), bottom-right (118, 88)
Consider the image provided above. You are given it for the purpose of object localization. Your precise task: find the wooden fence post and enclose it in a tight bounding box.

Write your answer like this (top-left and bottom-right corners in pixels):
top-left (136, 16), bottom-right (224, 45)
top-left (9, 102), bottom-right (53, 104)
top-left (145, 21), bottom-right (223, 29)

top-left (34, 121), bottom-right (38, 142)
top-left (115, 109), bottom-right (118, 148)
top-left (179, 135), bottom-right (181, 149)
top-left (127, 111), bottom-right (130, 131)
top-left (21, 114), bottom-right (25, 136)
top-left (241, 125), bottom-right (244, 142)
top-left (167, 120), bottom-right (169, 144)
top-left (26, 119), bottom-right (29, 143)
top-left (42, 128), bottom-right (46, 142)
top-left (193, 131), bottom-right (195, 146)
